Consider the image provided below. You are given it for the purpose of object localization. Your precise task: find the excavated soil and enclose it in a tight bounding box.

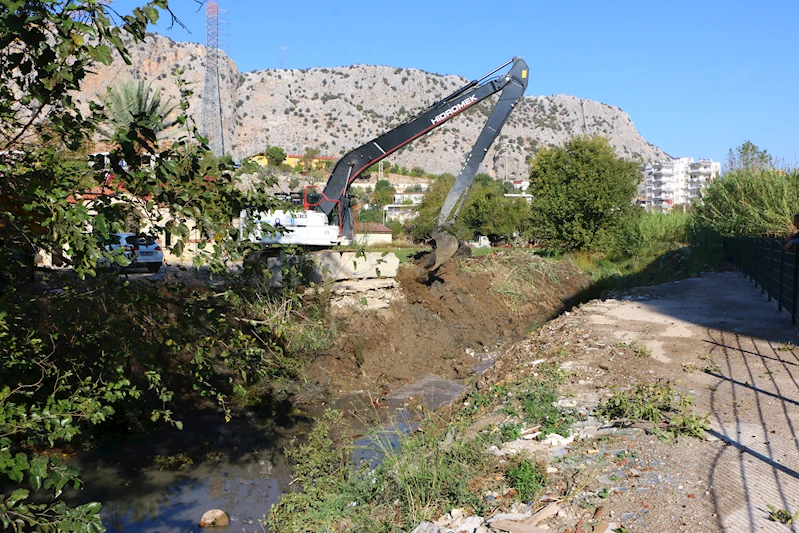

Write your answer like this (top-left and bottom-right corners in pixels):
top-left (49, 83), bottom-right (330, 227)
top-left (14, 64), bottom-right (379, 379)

top-left (306, 252), bottom-right (591, 394)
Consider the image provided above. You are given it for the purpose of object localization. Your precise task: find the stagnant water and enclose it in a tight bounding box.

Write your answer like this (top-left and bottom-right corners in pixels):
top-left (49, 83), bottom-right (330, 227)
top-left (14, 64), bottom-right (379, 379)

top-left (68, 409), bottom-right (306, 533)
top-left (66, 371), bottom-right (486, 532)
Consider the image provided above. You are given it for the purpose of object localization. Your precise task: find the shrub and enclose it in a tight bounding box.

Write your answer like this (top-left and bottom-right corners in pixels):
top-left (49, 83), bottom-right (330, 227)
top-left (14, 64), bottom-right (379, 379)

top-left (527, 136), bottom-right (641, 251)
top-left (506, 458), bottom-right (547, 502)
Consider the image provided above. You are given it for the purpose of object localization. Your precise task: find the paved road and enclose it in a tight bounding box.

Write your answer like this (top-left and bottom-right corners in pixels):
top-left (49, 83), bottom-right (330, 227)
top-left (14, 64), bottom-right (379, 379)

top-left (579, 272), bottom-right (799, 532)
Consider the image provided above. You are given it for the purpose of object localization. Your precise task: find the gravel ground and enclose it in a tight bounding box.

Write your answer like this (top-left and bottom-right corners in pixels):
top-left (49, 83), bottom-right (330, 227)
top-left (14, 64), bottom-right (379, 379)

top-left (479, 271), bottom-right (799, 533)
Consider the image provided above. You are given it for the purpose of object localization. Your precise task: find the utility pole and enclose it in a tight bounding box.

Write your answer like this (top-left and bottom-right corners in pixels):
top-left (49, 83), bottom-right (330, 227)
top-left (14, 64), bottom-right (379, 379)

top-left (201, 1), bottom-right (224, 157)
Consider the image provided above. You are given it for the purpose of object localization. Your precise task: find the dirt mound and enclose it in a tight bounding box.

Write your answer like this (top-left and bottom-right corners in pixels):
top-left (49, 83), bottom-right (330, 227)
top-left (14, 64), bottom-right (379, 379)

top-left (307, 251), bottom-right (590, 394)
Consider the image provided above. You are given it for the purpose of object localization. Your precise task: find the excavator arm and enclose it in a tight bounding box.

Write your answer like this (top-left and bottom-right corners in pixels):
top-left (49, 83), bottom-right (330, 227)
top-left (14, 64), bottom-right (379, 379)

top-left (247, 58), bottom-right (529, 267)
top-left (310, 57), bottom-right (529, 253)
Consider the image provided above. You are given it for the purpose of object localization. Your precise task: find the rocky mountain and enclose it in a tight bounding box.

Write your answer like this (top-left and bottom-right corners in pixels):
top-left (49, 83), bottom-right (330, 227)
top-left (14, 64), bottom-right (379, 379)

top-left (79, 33), bottom-right (669, 177)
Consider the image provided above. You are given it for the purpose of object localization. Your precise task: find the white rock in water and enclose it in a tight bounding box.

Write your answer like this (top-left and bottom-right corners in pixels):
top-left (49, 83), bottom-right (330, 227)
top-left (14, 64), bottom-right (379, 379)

top-left (199, 509), bottom-right (229, 528)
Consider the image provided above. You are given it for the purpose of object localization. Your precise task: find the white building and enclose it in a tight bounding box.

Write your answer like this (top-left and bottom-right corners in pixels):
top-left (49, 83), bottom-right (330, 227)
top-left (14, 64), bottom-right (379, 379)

top-left (687, 159), bottom-right (722, 204)
top-left (644, 157), bottom-right (720, 211)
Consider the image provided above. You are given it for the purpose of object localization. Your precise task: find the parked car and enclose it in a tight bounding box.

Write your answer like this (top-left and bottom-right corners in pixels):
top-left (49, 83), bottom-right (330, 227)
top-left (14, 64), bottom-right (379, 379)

top-left (103, 233), bottom-right (163, 273)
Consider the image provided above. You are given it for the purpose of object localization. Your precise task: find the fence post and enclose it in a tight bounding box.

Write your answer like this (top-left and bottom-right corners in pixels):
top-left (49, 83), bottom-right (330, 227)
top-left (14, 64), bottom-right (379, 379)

top-left (779, 243), bottom-right (785, 312)
top-left (752, 239), bottom-right (760, 287)
top-left (793, 249), bottom-right (799, 326)
top-left (757, 239), bottom-right (766, 294)
top-left (767, 239), bottom-right (773, 301)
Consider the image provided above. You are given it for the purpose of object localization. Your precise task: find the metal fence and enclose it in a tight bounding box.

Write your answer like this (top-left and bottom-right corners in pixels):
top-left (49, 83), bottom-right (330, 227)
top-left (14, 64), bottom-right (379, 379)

top-left (725, 238), bottom-right (799, 325)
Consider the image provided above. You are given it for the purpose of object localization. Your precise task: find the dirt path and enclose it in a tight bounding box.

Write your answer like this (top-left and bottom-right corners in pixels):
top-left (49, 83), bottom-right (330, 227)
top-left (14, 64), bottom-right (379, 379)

top-left (531, 272), bottom-right (799, 532)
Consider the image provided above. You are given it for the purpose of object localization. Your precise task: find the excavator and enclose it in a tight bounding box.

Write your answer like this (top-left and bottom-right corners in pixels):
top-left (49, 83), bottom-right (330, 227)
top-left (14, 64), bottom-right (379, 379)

top-left (244, 56), bottom-right (529, 271)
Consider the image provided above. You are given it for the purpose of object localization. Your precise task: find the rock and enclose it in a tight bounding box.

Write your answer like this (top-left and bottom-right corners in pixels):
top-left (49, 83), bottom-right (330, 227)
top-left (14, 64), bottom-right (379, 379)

top-left (488, 512), bottom-right (533, 523)
top-left (411, 522), bottom-right (442, 533)
top-left (453, 515), bottom-right (485, 532)
top-left (490, 519), bottom-right (551, 533)
top-left (523, 502), bottom-right (561, 526)
top-left (198, 509), bottom-right (229, 528)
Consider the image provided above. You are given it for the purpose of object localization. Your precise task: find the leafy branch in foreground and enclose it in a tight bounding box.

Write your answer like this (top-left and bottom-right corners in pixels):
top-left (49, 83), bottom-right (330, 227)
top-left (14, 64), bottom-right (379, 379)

top-left (0, 1), bottom-right (289, 531)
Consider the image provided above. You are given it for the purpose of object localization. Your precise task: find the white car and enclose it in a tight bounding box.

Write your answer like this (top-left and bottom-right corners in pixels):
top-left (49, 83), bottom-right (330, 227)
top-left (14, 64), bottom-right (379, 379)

top-left (104, 233), bottom-right (164, 273)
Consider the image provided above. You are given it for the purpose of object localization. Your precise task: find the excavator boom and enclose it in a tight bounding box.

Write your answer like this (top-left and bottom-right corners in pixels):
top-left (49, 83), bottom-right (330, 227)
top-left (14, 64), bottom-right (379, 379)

top-left (311, 57), bottom-right (529, 244)
top-left (244, 57), bottom-right (529, 268)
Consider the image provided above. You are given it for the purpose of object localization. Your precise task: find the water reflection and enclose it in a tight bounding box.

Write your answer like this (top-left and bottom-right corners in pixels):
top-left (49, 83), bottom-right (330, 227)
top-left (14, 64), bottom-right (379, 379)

top-left (83, 450), bottom-right (290, 533)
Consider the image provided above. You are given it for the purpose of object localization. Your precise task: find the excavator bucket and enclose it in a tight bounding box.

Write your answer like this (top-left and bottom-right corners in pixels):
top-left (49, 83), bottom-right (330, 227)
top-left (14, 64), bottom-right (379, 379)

top-left (421, 231), bottom-right (459, 272)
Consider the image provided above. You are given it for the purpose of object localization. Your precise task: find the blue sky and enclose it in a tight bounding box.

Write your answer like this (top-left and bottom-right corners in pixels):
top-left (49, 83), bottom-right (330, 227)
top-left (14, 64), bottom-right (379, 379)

top-left (110, 0), bottom-right (798, 165)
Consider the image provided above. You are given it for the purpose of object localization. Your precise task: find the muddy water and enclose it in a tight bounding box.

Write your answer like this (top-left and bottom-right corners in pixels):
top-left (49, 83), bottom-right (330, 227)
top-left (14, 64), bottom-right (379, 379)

top-left (81, 451), bottom-right (291, 532)
top-left (69, 360), bottom-right (492, 532)
top-left (68, 412), bottom-right (306, 533)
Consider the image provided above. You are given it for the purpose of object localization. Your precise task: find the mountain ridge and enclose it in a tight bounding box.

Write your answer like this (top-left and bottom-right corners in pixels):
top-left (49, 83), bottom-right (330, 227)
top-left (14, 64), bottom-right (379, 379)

top-left (78, 33), bottom-right (669, 176)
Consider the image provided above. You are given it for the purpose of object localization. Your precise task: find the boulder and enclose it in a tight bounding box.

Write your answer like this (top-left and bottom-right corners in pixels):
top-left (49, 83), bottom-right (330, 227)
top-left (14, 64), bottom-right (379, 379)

top-left (199, 509), bottom-right (229, 528)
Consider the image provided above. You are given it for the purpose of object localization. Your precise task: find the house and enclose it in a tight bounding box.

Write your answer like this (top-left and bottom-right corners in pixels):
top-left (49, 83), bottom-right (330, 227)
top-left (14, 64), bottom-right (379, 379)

top-left (354, 222), bottom-right (393, 246)
top-left (251, 153), bottom-right (338, 170)
top-left (64, 179), bottom-right (208, 264)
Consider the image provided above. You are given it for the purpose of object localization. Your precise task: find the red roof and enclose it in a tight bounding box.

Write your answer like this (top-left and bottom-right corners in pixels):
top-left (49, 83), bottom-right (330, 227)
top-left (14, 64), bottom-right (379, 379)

top-left (66, 176), bottom-right (152, 204)
top-left (286, 154), bottom-right (337, 161)
top-left (356, 222), bottom-right (392, 234)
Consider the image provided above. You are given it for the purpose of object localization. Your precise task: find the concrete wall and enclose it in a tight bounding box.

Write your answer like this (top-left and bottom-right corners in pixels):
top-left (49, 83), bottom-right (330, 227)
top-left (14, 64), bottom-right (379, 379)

top-left (353, 233), bottom-right (392, 246)
top-left (266, 250), bottom-right (400, 286)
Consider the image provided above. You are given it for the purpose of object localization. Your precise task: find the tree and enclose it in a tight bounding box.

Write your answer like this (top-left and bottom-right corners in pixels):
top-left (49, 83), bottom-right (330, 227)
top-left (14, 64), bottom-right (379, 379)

top-left (694, 142), bottom-right (798, 238)
top-left (265, 145), bottom-right (287, 166)
top-left (371, 179), bottom-right (396, 208)
top-left (0, 2), bottom-right (283, 531)
top-left (410, 174), bottom-right (529, 242)
top-left (726, 140), bottom-right (774, 172)
top-left (460, 178), bottom-right (531, 242)
top-left (302, 147), bottom-right (320, 172)
top-left (100, 79), bottom-right (176, 148)
top-left (527, 135), bottom-right (641, 250)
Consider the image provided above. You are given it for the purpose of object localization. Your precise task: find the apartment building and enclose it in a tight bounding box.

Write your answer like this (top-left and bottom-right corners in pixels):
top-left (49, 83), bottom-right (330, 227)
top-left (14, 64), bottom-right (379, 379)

top-left (643, 157), bottom-right (720, 211)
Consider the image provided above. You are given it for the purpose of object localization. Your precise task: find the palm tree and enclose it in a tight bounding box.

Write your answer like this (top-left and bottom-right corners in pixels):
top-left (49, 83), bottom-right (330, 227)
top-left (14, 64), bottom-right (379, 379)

top-left (99, 79), bottom-right (177, 149)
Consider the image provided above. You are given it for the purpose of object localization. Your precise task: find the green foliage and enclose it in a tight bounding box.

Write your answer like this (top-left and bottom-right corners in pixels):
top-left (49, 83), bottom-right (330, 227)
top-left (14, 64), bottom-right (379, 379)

top-left (612, 211), bottom-right (691, 260)
top-left (265, 146), bottom-right (287, 166)
top-left (506, 458), bottom-right (547, 502)
top-left (766, 504), bottom-right (799, 524)
top-left (0, 4), bottom-right (303, 530)
top-left (726, 140), bottom-right (774, 172)
top-left (689, 141), bottom-right (798, 257)
top-left (266, 357), bottom-right (575, 530)
top-left (372, 179), bottom-right (396, 208)
top-left (521, 382), bottom-right (573, 438)
top-left (500, 422), bottom-right (522, 442)
top-left (459, 178), bottom-right (532, 243)
top-left (268, 408), bottom-right (500, 532)
top-left (692, 166), bottom-right (799, 238)
top-left (527, 135), bottom-right (641, 251)
top-left (598, 381), bottom-right (710, 441)
top-left (411, 175), bottom-right (530, 242)
top-left (99, 79), bottom-right (177, 143)
top-left (0, 274), bottom-right (310, 530)
top-left (301, 147), bottom-right (321, 171)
